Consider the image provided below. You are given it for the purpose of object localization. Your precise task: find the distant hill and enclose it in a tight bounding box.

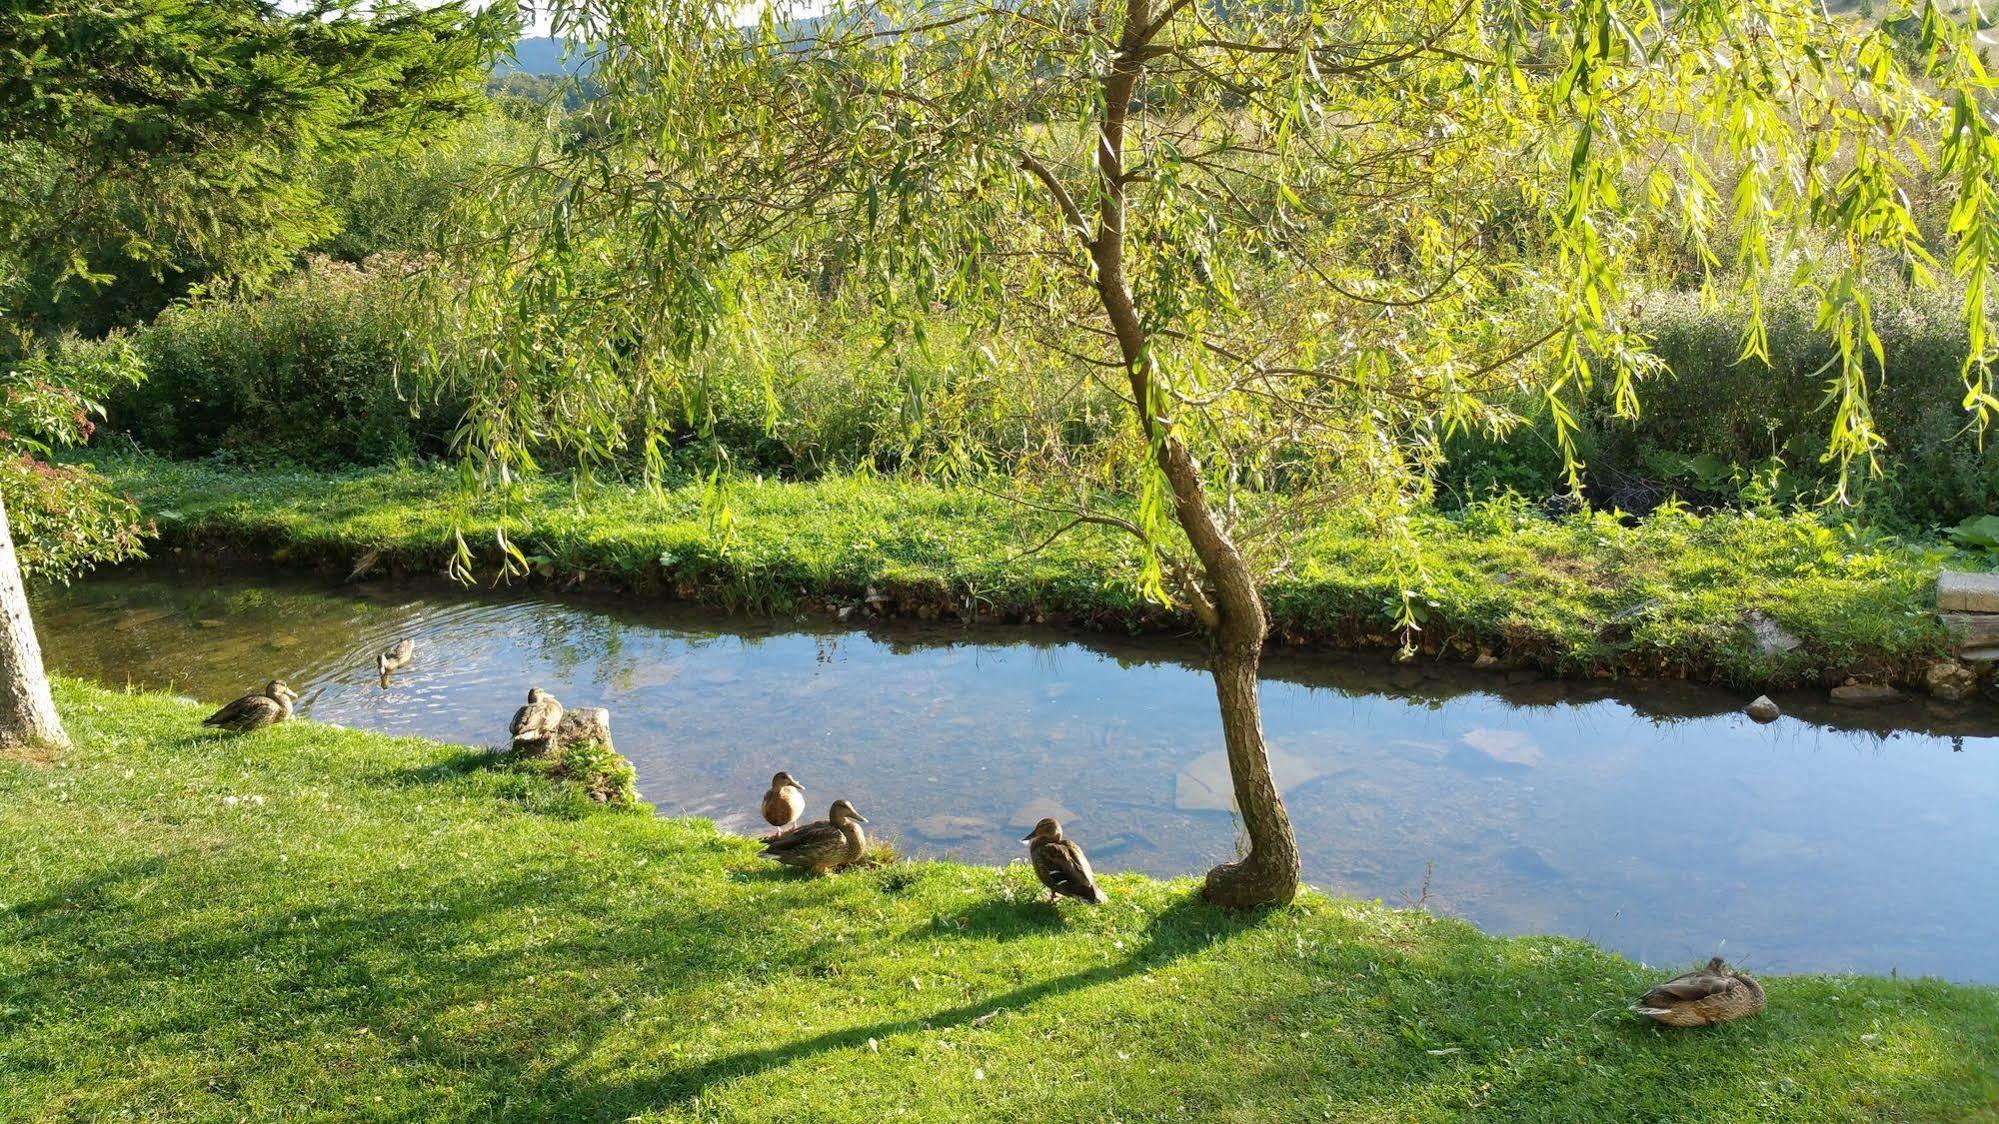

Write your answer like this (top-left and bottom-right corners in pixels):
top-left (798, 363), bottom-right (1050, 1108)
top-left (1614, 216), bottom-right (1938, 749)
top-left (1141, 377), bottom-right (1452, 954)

top-left (494, 36), bottom-right (593, 75)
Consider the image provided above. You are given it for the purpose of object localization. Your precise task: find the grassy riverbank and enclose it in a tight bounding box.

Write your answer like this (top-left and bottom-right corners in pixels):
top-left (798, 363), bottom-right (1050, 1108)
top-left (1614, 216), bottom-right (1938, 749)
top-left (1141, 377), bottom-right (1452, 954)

top-left (95, 455), bottom-right (1973, 688)
top-left (3, 681), bottom-right (1996, 1121)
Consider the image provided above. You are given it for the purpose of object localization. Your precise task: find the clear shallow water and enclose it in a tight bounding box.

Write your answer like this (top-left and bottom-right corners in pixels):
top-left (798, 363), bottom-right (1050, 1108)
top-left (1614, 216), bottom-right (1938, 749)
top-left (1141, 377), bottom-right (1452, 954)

top-left (33, 566), bottom-right (1999, 982)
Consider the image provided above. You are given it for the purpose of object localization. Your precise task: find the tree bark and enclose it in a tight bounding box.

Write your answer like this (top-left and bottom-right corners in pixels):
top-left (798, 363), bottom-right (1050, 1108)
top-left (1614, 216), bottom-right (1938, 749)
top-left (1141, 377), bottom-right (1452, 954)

top-left (1080, 0), bottom-right (1300, 907)
top-left (0, 492), bottom-right (67, 750)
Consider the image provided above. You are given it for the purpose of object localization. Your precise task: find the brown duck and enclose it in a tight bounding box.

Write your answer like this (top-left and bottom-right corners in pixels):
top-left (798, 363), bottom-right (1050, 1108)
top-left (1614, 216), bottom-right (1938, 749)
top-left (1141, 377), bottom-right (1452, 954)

top-left (1632, 957), bottom-right (1766, 1027)
top-left (760, 771), bottom-right (806, 833)
top-left (1021, 817), bottom-right (1107, 904)
top-left (760, 799), bottom-right (868, 874)
top-left (203, 680), bottom-right (298, 733)
top-left (376, 638), bottom-right (415, 685)
top-left (508, 687), bottom-right (564, 749)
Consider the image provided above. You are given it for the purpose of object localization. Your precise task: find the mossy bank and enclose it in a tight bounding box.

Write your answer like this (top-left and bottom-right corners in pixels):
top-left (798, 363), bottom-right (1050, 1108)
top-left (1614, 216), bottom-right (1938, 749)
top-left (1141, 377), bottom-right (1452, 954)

top-left (96, 454), bottom-right (1990, 692)
top-left (3, 681), bottom-right (1996, 1121)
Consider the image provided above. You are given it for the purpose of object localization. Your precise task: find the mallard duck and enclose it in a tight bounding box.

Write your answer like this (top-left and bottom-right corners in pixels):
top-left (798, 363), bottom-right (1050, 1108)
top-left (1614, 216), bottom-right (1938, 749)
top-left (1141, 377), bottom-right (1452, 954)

top-left (1633, 957), bottom-right (1766, 1027)
top-left (376, 638), bottom-right (415, 684)
top-left (509, 687), bottom-right (564, 749)
top-left (203, 680), bottom-right (298, 733)
top-left (760, 799), bottom-right (868, 874)
top-left (760, 771), bottom-right (806, 832)
top-left (1021, 817), bottom-right (1107, 904)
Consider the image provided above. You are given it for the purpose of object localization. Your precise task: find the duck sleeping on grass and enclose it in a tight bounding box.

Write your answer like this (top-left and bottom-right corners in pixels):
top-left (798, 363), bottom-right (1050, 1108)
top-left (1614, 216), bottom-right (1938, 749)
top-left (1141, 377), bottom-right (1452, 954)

top-left (760, 799), bottom-right (868, 874)
top-left (1632, 957), bottom-right (1765, 1027)
top-left (1022, 817), bottom-right (1107, 905)
top-left (509, 687), bottom-right (564, 750)
top-left (203, 680), bottom-right (298, 733)
top-left (760, 771), bottom-right (806, 835)
top-left (376, 638), bottom-right (415, 686)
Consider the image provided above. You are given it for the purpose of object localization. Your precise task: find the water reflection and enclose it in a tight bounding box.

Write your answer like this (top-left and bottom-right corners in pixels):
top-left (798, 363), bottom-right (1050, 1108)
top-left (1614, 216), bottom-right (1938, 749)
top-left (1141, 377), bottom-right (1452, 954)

top-left (36, 565), bottom-right (1999, 982)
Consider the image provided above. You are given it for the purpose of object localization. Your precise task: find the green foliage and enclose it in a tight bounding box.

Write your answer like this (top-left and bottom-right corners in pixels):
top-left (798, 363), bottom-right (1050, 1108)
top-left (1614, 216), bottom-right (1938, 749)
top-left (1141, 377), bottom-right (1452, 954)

top-left (312, 111), bottom-right (545, 264)
top-left (0, 332), bottom-right (149, 579)
top-left (108, 259), bottom-right (460, 467)
top-left (1950, 513), bottom-right (1999, 555)
top-left (100, 455), bottom-right (1971, 686)
top-left (0, 0), bottom-right (516, 330)
top-left (0, 457), bottom-right (144, 582)
top-left (3, 680), bottom-right (1996, 1120)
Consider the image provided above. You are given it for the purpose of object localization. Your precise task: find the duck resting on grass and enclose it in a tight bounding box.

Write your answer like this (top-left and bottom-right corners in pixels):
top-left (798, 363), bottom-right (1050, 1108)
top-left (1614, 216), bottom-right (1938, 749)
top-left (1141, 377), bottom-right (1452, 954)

top-left (508, 687), bottom-right (564, 750)
top-left (1632, 957), bottom-right (1766, 1027)
top-left (376, 638), bottom-right (415, 686)
top-left (760, 799), bottom-right (868, 874)
top-left (1021, 817), bottom-right (1108, 905)
top-left (760, 771), bottom-right (806, 836)
top-left (203, 680), bottom-right (298, 733)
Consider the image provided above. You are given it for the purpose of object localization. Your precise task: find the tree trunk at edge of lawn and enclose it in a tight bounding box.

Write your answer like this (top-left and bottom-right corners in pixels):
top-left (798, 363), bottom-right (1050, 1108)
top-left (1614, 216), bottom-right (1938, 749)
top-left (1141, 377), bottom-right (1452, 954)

top-left (0, 492), bottom-right (67, 750)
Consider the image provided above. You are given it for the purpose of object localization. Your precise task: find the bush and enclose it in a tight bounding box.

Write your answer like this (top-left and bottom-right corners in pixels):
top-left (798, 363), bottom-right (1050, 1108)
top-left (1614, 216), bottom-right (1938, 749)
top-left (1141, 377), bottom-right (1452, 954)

top-left (1436, 284), bottom-right (1999, 527)
top-left (110, 258), bottom-right (461, 466)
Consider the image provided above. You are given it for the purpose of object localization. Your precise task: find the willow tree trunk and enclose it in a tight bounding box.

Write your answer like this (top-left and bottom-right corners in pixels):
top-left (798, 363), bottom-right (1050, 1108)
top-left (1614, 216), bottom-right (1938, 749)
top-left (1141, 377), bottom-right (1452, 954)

top-left (0, 493), bottom-right (66, 750)
top-left (1083, 0), bottom-right (1301, 907)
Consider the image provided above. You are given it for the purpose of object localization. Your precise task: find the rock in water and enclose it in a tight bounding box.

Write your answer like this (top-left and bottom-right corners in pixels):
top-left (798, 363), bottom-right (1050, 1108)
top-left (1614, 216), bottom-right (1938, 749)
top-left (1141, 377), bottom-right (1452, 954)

top-left (1745, 695), bottom-right (1781, 723)
top-left (552, 707), bottom-right (614, 753)
top-left (1829, 682), bottom-right (1906, 707)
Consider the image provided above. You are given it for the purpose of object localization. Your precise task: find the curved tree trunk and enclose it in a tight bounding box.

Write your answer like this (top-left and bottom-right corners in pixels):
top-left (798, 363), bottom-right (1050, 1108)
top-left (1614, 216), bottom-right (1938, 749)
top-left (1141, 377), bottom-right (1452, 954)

top-left (1078, 0), bottom-right (1300, 907)
top-left (0, 493), bottom-right (66, 750)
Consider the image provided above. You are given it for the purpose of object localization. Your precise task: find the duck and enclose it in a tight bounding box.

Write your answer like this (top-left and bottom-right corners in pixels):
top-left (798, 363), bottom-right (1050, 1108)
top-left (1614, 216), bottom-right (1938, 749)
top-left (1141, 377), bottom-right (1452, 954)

top-left (508, 687), bottom-right (564, 749)
top-left (203, 680), bottom-right (298, 733)
top-left (1021, 817), bottom-right (1107, 904)
top-left (376, 638), bottom-right (415, 685)
top-left (1632, 957), bottom-right (1766, 1027)
top-left (760, 771), bottom-right (806, 834)
top-left (760, 799), bottom-right (868, 874)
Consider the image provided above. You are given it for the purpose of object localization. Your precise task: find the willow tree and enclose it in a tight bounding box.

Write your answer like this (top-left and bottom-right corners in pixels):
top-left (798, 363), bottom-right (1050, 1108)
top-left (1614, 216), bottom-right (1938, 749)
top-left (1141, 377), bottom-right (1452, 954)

top-left (443, 0), bottom-right (1999, 905)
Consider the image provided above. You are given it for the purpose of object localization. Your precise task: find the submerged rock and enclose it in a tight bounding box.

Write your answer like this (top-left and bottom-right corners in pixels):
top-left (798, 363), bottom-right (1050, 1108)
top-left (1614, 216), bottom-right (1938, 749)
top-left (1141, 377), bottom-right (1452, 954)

top-left (1829, 681), bottom-right (1906, 708)
top-left (912, 814), bottom-right (992, 842)
top-left (1006, 797), bottom-right (1077, 828)
top-left (1745, 695), bottom-right (1781, 723)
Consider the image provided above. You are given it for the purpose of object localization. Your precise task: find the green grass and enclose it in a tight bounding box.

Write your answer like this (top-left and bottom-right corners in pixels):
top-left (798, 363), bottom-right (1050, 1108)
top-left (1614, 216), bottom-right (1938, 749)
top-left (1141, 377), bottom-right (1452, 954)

top-left (3, 681), bottom-right (1996, 1122)
top-left (94, 454), bottom-right (1976, 687)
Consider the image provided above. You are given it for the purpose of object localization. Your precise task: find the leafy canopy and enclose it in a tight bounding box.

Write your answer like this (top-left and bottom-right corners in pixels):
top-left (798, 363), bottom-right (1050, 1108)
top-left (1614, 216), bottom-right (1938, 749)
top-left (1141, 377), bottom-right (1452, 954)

top-left (438, 0), bottom-right (1999, 600)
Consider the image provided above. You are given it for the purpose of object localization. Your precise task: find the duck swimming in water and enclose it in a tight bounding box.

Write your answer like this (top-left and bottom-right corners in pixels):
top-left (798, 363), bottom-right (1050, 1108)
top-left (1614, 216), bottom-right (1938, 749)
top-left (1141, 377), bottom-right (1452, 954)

top-left (376, 638), bottom-right (415, 686)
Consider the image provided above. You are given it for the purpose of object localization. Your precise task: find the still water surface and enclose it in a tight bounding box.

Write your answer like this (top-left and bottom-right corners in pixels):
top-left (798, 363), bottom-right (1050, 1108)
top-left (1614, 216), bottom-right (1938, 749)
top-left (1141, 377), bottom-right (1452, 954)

top-left (34, 567), bottom-right (1999, 982)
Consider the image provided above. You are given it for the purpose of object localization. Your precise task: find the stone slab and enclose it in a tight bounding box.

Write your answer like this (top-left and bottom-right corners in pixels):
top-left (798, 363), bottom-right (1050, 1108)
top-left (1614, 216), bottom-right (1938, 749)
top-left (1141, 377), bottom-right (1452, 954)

top-left (1941, 612), bottom-right (1999, 648)
top-left (1938, 570), bottom-right (1999, 613)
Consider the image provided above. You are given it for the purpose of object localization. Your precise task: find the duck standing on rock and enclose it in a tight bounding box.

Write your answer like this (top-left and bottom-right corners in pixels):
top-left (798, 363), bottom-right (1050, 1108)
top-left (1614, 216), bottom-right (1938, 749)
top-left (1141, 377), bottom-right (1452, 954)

top-left (1632, 957), bottom-right (1766, 1027)
top-left (203, 680), bottom-right (298, 733)
top-left (1022, 817), bottom-right (1108, 905)
top-left (376, 638), bottom-right (415, 686)
top-left (760, 799), bottom-right (868, 874)
top-left (760, 771), bottom-right (806, 835)
top-left (508, 687), bottom-right (564, 750)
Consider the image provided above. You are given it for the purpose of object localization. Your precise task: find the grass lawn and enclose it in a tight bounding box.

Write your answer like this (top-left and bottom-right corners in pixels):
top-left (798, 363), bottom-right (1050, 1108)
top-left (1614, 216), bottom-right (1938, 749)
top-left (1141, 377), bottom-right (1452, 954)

top-left (2, 681), bottom-right (1996, 1121)
top-left (93, 454), bottom-right (1974, 687)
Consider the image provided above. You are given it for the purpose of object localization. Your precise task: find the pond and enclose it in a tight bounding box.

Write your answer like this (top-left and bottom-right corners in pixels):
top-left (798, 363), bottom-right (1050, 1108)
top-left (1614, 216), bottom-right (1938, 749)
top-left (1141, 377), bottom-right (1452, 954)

top-left (32, 565), bottom-right (1999, 983)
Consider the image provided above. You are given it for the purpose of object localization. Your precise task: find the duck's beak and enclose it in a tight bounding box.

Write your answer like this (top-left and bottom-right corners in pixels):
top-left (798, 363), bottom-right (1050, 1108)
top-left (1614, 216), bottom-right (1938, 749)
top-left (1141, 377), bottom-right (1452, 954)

top-left (1019, 834), bottom-right (1034, 844)
top-left (850, 812), bottom-right (868, 824)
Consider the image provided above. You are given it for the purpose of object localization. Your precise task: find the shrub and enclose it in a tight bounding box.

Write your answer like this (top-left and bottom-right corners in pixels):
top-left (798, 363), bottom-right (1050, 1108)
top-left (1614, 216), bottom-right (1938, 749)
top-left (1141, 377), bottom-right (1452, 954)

top-left (110, 258), bottom-right (461, 466)
top-left (1436, 284), bottom-right (1999, 527)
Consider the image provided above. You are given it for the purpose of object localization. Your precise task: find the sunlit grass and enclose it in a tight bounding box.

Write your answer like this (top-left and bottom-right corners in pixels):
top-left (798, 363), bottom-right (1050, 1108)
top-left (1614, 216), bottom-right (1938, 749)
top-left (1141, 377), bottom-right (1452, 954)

top-left (93, 454), bottom-right (1974, 687)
